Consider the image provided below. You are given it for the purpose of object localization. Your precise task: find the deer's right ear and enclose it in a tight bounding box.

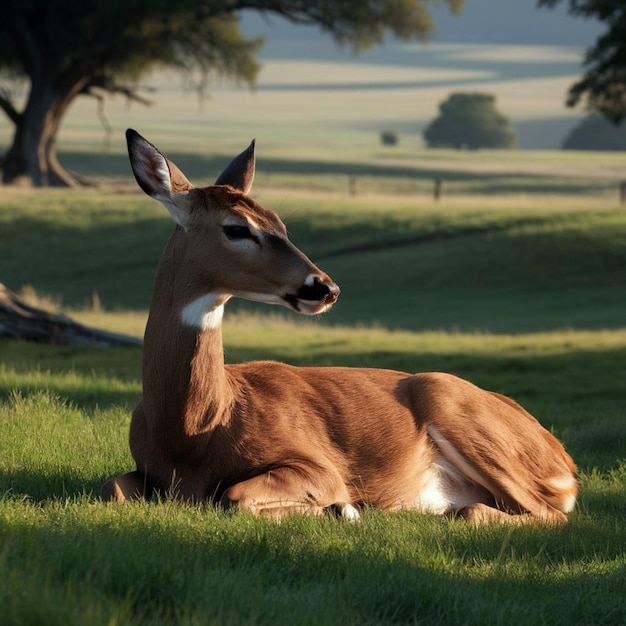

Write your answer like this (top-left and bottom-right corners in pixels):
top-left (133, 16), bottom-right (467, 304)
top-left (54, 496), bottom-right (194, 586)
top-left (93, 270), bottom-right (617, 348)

top-left (126, 129), bottom-right (193, 228)
top-left (215, 140), bottom-right (256, 194)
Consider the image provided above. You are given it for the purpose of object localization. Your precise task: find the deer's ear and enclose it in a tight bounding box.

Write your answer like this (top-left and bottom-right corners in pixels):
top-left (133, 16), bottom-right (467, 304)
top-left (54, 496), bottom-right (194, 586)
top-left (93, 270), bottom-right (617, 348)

top-left (215, 140), bottom-right (256, 194)
top-left (126, 129), bottom-right (193, 227)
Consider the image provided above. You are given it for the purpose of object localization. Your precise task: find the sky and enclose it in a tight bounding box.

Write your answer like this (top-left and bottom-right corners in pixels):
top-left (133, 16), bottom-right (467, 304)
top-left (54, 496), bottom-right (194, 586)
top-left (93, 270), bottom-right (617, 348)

top-left (240, 1), bottom-right (603, 48)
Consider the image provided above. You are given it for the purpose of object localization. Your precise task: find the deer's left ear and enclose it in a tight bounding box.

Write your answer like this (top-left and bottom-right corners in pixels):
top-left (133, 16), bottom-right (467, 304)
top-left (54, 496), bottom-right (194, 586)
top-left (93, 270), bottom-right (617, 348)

top-left (126, 129), bottom-right (194, 228)
top-left (215, 140), bottom-right (256, 194)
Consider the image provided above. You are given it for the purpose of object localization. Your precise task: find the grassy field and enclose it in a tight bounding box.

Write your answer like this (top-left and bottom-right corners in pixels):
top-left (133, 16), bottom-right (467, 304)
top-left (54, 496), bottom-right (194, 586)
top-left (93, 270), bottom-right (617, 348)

top-left (2, 30), bottom-right (626, 622)
top-left (0, 41), bottom-right (604, 160)
top-left (1, 324), bottom-right (625, 624)
top-left (1, 139), bottom-right (626, 624)
top-left (2, 182), bottom-right (625, 331)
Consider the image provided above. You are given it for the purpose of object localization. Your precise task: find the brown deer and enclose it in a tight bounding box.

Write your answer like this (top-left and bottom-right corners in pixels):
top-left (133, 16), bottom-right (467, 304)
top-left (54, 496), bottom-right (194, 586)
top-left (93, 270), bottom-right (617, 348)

top-left (101, 130), bottom-right (578, 524)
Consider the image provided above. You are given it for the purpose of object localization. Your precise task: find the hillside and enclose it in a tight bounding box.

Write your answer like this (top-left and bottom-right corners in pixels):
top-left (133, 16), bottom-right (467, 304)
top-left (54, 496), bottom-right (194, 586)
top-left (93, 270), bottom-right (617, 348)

top-left (238, 2), bottom-right (604, 150)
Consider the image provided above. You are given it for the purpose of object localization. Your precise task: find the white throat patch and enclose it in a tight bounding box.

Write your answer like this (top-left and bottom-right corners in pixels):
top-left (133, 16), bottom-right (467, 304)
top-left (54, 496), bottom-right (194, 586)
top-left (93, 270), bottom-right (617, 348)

top-left (181, 294), bottom-right (226, 331)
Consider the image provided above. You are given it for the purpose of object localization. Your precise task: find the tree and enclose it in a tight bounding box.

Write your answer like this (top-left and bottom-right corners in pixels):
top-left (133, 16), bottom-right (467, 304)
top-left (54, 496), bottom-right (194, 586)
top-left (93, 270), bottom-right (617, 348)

top-left (562, 114), bottom-right (626, 150)
top-left (538, 0), bottom-right (626, 124)
top-left (423, 92), bottom-right (516, 150)
top-left (0, 0), bottom-right (465, 187)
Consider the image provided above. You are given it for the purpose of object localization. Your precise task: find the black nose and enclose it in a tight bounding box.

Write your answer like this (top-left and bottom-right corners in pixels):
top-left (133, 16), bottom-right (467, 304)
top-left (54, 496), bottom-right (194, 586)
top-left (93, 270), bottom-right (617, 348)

top-left (297, 277), bottom-right (340, 303)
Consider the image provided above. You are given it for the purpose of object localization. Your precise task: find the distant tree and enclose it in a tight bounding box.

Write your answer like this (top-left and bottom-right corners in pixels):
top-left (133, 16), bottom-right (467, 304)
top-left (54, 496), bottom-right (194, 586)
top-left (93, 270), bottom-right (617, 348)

top-left (380, 131), bottom-right (399, 146)
top-left (423, 93), bottom-right (516, 150)
top-left (0, 0), bottom-right (465, 187)
top-left (562, 115), bottom-right (626, 151)
top-left (538, 0), bottom-right (626, 124)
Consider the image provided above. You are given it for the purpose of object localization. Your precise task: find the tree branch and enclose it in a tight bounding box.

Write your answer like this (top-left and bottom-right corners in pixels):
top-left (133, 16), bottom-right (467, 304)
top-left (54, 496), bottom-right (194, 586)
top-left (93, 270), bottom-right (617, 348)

top-left (83, 82), bottom-right (155, 108)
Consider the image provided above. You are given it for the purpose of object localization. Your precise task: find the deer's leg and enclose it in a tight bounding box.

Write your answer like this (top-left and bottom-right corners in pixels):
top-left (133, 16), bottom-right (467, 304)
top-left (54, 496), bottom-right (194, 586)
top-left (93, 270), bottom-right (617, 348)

top-left (456, 503), bottom-right (567, 526)
top-left (220, 467), bottom-right (351, 520)
top-left (101, 471), bottom-right (151, 503)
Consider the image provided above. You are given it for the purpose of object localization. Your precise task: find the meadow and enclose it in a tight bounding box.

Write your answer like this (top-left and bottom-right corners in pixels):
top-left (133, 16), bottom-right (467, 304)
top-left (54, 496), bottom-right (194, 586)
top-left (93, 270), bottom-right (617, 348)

top-left (1, 38), bottom-right (626, 624)
top-left (1, 135), bottom-right (626, 624)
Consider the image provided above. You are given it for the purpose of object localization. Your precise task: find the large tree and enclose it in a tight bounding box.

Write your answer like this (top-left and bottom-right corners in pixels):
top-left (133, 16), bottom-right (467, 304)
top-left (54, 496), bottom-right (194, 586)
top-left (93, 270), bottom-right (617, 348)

top-left (0, 0), bottom-right (464, 187)
top-left (538, 0), bottom-right (626, 124)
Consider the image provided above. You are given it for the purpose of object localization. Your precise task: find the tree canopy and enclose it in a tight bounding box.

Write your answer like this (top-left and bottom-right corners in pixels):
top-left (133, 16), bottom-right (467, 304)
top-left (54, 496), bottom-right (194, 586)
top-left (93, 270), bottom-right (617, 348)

top-left (562, 114), bottom-right (626, 150)
top-left (538, 0), bottom-right (626, 124)
top-left (0, 0), bottom-right (465, 187)
top-left (423, 93), bottom-right (516, 150)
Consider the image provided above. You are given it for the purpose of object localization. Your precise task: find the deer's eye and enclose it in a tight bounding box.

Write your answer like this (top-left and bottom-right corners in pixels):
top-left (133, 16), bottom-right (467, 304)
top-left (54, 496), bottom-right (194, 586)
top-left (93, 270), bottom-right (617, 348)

top-left (223, 224), bottom-right (253, 240)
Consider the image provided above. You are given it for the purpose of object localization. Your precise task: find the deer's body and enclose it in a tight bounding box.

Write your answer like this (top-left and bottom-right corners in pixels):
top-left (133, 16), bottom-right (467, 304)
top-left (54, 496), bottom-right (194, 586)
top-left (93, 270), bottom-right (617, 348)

top-left (102, 131), bottom-right (578, 524)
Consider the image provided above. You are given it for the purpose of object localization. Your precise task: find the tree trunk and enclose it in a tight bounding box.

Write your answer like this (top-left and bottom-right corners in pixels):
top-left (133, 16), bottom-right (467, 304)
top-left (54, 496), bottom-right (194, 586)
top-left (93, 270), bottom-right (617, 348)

top-left (2, 79), bottom-right (85, 187)
top-left (0, 284), bottom-right (142, 348)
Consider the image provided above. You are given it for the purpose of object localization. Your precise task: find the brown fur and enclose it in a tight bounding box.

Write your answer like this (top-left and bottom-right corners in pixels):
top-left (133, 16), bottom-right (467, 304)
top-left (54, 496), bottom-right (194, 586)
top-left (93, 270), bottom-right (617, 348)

top-left (102, 132), bottom-right (578, 524)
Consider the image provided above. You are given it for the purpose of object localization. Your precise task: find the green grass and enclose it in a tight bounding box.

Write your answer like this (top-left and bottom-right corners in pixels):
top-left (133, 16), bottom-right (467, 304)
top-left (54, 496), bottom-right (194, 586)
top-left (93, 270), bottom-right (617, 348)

top-left (1, 153), bottom-right (626, 623)
top-left (2, 187), bottom-right (626, 332)
top-left (1, 491), bottom-right (625, 625)
top-left (0, 352), bottom-right (624, 625)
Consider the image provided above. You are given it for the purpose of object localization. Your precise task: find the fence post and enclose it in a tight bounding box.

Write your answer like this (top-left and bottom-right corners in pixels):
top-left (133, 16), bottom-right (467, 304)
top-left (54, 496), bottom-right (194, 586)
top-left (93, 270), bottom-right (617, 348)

top-left (620, 181), bottom-right (626, 205)
top-left (433, 178), bottom-right (443, 202)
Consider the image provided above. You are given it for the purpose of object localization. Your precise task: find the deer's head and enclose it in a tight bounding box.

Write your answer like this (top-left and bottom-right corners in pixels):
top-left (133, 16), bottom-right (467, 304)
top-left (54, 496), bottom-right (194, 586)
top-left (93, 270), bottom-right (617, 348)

top-left (126, 130), bottom-right (339, 326)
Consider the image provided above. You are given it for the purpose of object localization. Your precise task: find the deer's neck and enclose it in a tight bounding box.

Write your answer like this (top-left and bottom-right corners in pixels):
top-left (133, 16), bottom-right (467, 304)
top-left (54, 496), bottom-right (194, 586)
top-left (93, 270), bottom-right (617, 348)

top-left (141, 232), bottom-right (234, 442)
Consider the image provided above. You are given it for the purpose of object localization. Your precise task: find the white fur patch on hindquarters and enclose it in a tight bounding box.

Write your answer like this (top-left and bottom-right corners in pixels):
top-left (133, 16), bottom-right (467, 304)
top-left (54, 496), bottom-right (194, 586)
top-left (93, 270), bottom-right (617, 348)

top-left (427, 425), bottom-right (499, 511)
top-left (413, 466), bottom-right (451, 515)
top-left (547, 474), bottom-right (578, 513)
top-left (181, 294), bottom-right (225, 330)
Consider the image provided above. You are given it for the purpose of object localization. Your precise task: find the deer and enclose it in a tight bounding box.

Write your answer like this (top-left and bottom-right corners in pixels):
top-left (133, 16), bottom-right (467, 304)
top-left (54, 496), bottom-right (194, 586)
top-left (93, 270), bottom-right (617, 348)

top-left (101, 129), bottom-right (579, 525)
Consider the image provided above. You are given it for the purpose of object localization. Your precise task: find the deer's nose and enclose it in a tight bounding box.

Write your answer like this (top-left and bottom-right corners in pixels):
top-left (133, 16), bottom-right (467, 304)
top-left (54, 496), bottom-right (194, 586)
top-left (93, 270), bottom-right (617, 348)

top-left (297, 276), bottom-right (340, 304)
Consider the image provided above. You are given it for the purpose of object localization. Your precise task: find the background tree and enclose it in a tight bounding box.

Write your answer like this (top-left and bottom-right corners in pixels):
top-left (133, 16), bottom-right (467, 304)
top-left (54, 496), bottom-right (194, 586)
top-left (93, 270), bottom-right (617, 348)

top-left (423, 92), bottom-right (516, 150)
top-left (538, 0), bottom-right (626, 124)
top-left (0, 0), bottom-right (465, 187)
top-left (562, 114), bottom-right (626, 150)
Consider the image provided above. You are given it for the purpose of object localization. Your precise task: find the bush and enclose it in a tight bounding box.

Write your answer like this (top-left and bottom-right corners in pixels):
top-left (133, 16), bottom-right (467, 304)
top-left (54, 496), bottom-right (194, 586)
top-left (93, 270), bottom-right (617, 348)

top-left (562, 115), bottom-right (626, 151)
top-left (380, 131), bottom-right (399, 146)
top-left (423, 92), bottom-right (516, 150)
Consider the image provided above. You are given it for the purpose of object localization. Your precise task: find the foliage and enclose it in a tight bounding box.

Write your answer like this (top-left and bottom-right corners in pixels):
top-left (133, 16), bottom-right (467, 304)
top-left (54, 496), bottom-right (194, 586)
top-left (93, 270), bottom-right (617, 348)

top-left (0, 0), bottom-right (465, 186)
top-left (562, 114), bottom-right (626, 150)
top-left (538, 0), bottom-right (626, 124)
top-left (423, 92), bottom-right (517, 150)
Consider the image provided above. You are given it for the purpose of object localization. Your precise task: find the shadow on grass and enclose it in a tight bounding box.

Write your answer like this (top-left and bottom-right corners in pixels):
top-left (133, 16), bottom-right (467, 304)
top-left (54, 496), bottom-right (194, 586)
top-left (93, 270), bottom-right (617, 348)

top-left (0, 341), bottom-right (142, 411)
top-left (0, 468), bottom-right (111, 503)
top-left (0, 214), bottom-right (169, 309)
top-left (58, 150), bottom-right (618, 197)
top-left (4, 197), bottom-right (625, 329)
top-left (1, 500), bottom-right (624, 625)
top-left (0, 378), bottom-right (141, 415)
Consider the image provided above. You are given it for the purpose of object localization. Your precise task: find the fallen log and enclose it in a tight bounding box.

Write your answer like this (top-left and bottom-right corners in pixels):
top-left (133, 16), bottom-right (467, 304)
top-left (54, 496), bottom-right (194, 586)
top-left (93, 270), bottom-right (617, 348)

top-left (0, 283), bottom-right (142, 348)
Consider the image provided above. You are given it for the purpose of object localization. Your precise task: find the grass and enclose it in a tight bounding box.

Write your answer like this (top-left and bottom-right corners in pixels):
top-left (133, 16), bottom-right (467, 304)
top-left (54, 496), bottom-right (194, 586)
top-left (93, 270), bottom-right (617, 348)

top-left (2, 187), bottom-right (626, 331)
top-left (0, 377), bottom-right (625, 625)
top-left (0, 41), bottom-right (604, 155)
top-left (1, 491), bottom-right (625, 625)
top-left (1, 374), bottom-right (625, 625)
top-left (1, 151), bottom-right (626, 623)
